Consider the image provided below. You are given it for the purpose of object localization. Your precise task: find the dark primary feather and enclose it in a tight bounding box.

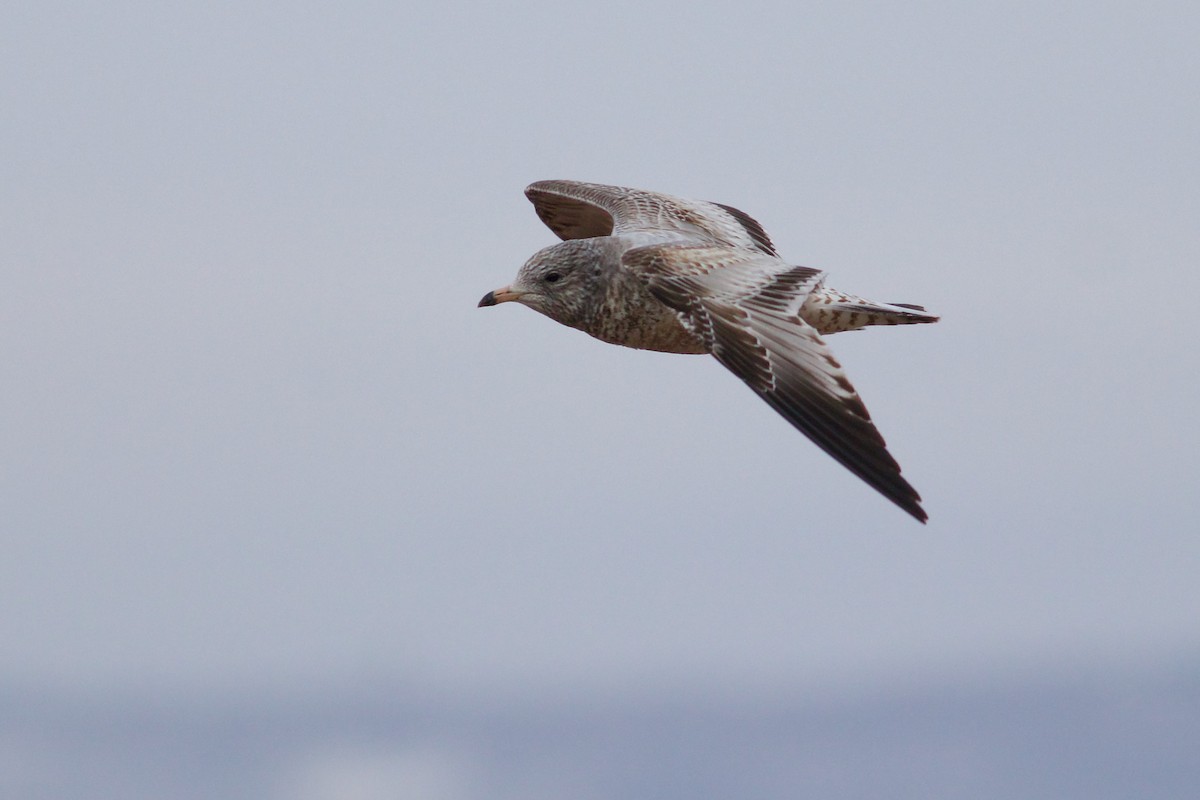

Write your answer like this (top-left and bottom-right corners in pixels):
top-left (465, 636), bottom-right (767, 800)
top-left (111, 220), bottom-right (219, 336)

top-left (710, 202), bottom-right (778, 255)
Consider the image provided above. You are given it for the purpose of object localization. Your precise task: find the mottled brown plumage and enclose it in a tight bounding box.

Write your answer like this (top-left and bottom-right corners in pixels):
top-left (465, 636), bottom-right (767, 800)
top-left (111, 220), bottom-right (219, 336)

top-left (479, 180), bottom-right (938, 521)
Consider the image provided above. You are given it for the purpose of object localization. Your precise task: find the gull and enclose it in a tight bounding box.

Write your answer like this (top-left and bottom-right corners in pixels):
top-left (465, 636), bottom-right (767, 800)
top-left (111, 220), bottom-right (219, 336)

top-left (479, 180), bottom-right (938, 522)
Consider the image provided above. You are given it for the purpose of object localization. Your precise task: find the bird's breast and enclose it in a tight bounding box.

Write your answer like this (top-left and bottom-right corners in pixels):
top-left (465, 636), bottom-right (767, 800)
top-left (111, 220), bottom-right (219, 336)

top-left (586, 283), bottom-right (708, 354)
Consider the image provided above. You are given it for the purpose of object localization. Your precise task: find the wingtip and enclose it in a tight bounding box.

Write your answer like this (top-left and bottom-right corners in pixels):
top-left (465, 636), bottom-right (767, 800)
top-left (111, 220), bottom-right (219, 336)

top-left (898, 495), bottom-right (928, 524)
top-left (886, 482), bottom-right (928, 523)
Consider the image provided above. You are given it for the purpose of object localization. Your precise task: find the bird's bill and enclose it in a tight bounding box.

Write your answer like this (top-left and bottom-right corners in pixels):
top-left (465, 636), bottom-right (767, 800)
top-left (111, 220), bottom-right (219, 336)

top-left (478, 286), bottom-right (524, 307)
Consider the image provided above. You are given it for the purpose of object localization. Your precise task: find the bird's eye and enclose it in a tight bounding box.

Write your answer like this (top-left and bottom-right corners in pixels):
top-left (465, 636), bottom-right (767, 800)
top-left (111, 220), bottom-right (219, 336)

top-left (544, 271), bottom-right (562, 284)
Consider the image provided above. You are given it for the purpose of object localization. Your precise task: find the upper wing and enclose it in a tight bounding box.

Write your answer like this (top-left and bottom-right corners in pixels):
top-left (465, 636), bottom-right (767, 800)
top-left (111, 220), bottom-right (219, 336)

top-left (624, 244), bottom-right (927, 522)
top-left (525, 180), bottom-right (778, 255)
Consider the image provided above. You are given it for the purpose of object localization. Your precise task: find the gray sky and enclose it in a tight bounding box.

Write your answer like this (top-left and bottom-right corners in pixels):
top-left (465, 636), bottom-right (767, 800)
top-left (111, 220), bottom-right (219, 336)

top-left (2, 0), bottom-right (1198, 698)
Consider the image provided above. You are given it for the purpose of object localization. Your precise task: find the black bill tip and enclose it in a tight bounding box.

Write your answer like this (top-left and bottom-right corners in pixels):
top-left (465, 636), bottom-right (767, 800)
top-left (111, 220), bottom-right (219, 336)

top-left (478, 291), bottom-right (497, 307)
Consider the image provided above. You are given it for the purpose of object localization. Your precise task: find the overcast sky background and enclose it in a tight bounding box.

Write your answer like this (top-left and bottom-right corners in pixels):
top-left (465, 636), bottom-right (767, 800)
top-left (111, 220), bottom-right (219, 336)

top-left (3, 0), bottom-right (1198, 713)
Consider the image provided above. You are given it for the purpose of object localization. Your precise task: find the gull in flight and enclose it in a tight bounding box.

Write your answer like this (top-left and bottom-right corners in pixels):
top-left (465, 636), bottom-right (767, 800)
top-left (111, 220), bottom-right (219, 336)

top-left (479, 180), bottom-right (938, 522)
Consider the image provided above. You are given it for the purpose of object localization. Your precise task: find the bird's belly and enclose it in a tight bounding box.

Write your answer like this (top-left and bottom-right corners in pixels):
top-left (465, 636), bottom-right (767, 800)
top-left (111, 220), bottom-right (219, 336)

top-left (587, 300), bottom-right (708, 354)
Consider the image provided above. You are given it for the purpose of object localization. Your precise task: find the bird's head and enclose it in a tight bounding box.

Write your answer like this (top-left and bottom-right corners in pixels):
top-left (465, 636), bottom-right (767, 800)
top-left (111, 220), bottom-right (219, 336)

top-left (478, 239), bottom-right (607, 331)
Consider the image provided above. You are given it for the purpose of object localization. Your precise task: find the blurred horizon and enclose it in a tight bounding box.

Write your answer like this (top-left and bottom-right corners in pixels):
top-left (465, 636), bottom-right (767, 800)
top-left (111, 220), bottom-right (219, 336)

top-left (4, 634), bottom-right (1195, 708)
top-left (5, 654), bottom-right (1198, 799)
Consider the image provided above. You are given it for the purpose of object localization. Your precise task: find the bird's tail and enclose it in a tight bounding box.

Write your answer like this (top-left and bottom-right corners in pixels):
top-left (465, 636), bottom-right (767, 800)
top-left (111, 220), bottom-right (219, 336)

top-left (804, 291), bottom-right (940, 335)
